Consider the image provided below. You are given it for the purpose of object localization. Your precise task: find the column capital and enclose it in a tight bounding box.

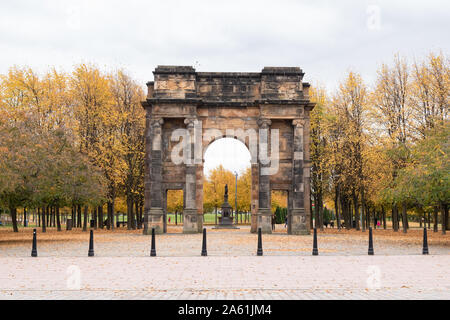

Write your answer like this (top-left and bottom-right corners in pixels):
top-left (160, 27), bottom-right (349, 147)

top-left (292, 118), bottom-right (306, 129)
top-left (184, 116), bottom-right (198, 128)
top-left (257, 118), bottom-right (272, 129)
top-left (150, 117), bottom-right (164, 128)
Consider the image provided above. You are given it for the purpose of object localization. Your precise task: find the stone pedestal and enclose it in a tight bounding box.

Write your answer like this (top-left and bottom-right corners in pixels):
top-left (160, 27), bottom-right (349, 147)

top-left (213, 192), bottom-right (239, 229)
top-left (143, 207), bottom-right (164, 235)
top-left (290, 208), bottom-right (310, 235)
top-left (183, 208), bottom-right (199, 234)
top-left (257, 208), bottom-right (272, 234)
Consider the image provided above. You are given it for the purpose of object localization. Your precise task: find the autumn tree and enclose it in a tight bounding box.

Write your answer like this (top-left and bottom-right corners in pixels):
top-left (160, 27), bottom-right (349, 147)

top-left (111, 70), bottom-right (146, 230)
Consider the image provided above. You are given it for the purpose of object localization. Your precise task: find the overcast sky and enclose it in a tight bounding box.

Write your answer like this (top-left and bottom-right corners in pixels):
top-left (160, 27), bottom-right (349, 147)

top-left (1, 0), bottom-right (448, 174)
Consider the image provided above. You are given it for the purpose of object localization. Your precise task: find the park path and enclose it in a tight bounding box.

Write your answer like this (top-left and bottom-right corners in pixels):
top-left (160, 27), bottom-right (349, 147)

top-left (1, 255), bottom-right (449, 299)
top-left (1, 225), bottom-right (449, 257)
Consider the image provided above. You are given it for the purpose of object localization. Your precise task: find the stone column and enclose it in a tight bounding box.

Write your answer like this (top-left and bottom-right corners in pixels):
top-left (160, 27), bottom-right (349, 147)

top-left (183, 117), bottom-right (200, 233)
top-left (143, 117), bottom-right (164, 235)
top-left (196, 163), bottom-right (204, 233)
top-left (256, 118), bottom-right (272, 234)
top-left (290, 118), bottom-right (310, 235)
top-left (250, 162), bottom-right (259, 233)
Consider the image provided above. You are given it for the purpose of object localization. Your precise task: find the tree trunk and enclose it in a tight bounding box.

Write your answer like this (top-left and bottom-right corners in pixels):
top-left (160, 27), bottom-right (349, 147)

top-left (402, 202), bottom-right (408, 233)
top-left (314, 194), bottom-right (319, 229)
top-left (335, 190), bottom-right (341, 230)
top-left (382, 205), bottom-right (386, 229)
top-left (127, 196), bottom-right (131, 230)
top-left (433, 206), bottom-right (438, 232)
top-left (392, 205), bottom-right (398, 232)
top-left (362, 204), bottom-right (367, 232)
top-left (71, 206), bottom-right (75, 227)
top-left (419, 206), bottom-right (425, 229)
top-left (353, 191), bottom-right (360, 231)
top-left (428, 211), bottom-right (431, 229)
top-left (56, 205), bottom-right (61, 231)
top-left (82, 206), bottom-right (88, 231)
top-left (319, 194), bottom-right (324, 231)
top-left (93, 207), bottom-right (97, 230)
top-left (362, 190), bottom-right (368, 231)
top-left (42, 206), bottom-right (47, 233)
top-left (10, 207), bottom-right (19, 232)
top-left (106, 202), bottom-right (111, 230)
top-left (445, 203), bottom-right (449, 231)
top-left (134, 201), bottom-right (139, 230)
top-left (140, 204), bottom-right (143, 229)
top-left (440, 202), bottom-right (446, 235)
top-left (107, 200), bottom-right (115, 230)
top-left (23, 207), bottom-right (27, 227)
top-left (98, 205), bottom-right (104, 229)
top-left (373, 208), bottom-right (377, 229)
top-left (77, 205), bottom-right (82, 228)
top-left (419, 208), bottom-right (423, 228)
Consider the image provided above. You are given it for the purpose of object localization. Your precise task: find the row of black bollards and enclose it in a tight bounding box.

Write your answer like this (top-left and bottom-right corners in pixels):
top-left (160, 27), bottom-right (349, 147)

top-left (312, 228), bottom-right (318, 255)
top-left (31, 229), bottom-right (37, 257)
top-left (201, 228), bottom-right (207, 256)
top-left (368, 227), bottom-right (374, 255)
top-left (257, 227), bottom-right (263, 256)
top-left (311, 226), bottom-right (430, 256)
top-left (30, 226), bottom-right (432, 257)
top-left (423, 227), bottom-right (429, 254)
top-left (88, 230), bottom-right (94, 257)
top-left (150, 228), bottom-right (156, 257)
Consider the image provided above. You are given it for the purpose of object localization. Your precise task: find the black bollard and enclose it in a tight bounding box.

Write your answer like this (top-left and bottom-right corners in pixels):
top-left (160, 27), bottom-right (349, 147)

top-left (88, 230), bottom-right (94, 257)
top-left (368, 227), bottom-right (374, 255)
top-left (257, 227), bottom-right (263, 256)
top-left (150, 228), bottom-right (156, 257)
top-left (31, 229), bottom-right (37, 257)
top-left (422, 227), bottom-right (429, 255)
top-left (201, 228), bottom-right (207, 256)
top-left (312, 228), bottom-right (318, 256)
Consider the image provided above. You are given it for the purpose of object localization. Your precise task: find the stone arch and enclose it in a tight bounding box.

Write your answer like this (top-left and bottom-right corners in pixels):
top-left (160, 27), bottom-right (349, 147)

top-left (142, 66), bottom-right (314, 235)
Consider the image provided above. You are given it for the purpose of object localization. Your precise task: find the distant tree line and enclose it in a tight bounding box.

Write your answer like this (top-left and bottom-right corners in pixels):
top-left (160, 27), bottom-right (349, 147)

top-left (0, 64), bottom-right (145, 232)
top-left (309, 52), bottom-right (449, 233)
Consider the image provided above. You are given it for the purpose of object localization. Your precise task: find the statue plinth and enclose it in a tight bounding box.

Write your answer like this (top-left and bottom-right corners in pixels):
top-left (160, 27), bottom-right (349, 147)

top-left (213, 184), bottom-right (239, 229)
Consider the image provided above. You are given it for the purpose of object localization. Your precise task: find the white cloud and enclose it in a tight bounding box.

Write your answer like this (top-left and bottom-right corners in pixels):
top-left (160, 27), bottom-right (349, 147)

top-left (0, 1), bottom-right (448, 90)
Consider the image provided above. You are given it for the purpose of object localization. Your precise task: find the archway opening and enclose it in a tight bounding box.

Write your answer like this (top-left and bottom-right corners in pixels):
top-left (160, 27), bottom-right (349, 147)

top-left (166, 189), bottom-right (184, 229)
top-left (203, 138), bottom-right (252, 225)
top-left (271, 190), bottom-right (288, 232)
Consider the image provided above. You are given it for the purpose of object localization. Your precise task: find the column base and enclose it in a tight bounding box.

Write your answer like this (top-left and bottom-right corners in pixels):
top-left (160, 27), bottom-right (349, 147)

top-left (143, 208), bottom-right (164, 235)
top-left (183, 208), bottom-right (200, 234)
top-left (289, 208), bottom-right (310, 235)
top-left (257, 208), bottom-right (272, 234)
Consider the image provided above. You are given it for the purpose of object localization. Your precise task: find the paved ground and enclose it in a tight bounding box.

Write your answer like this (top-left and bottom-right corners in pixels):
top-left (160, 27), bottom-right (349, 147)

top-left (1, 226), bottom-right (448, 299)
top-left (0, 255), bottom-right (449, 299)
top-left (0, 225), bottom-right (448, 257)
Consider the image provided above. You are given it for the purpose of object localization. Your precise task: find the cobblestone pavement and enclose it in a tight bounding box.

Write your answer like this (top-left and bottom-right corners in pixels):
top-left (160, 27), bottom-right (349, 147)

top-left (1, 255), bottom-right (449, 299)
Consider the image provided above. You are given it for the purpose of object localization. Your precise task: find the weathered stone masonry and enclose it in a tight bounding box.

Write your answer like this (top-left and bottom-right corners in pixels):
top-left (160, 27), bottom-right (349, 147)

top-left (142, 66), bottom-right (314, 235)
